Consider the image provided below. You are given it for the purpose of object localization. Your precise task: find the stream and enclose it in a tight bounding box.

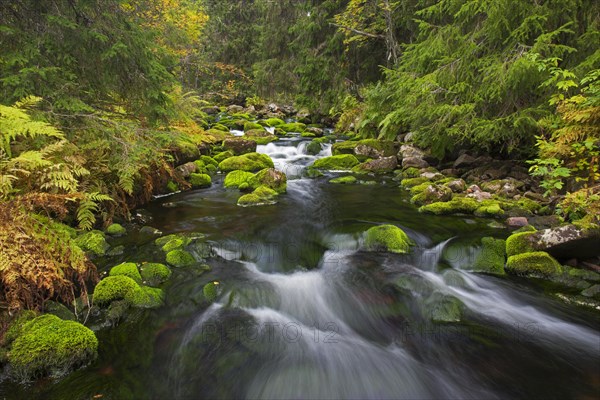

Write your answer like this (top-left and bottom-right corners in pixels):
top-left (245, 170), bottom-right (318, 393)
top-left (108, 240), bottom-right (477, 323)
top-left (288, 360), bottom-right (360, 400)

top-left (4, 136), bottom-right (599, 399)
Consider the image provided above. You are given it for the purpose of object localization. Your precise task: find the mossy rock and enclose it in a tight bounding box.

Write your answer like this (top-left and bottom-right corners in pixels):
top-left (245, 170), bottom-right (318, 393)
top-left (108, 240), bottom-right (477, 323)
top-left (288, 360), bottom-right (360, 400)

top-left (205, 129), bottom-right (232, 141)
top-left (249, 168), bottom-right (287, 194)
top-left (106, 223), bottom-right (126, 237)
top-left (401, 177), bottom-right (430, 187)
top-left (364, 225), bottom-right (413, 254)
top-left (166, 249), bottom-right (196, 267)
top-left (505, 231), bottom-right (537, 257)
top-left (231, 112), bottom-right (252, 120)
top-left (301, 132), bottom-right (316, 138)
top-left (425, 293), bottom-right (463, 323)
top-left (410, 185), bottom-right (452, 206)
top-left (93, 275), bottom-right (140, 304)
top-left (224, 170), bottom-right (255, 190)
top-left (4, 310), bottom-right (37, 345)
top-left (568, 267), bottom-right (600, 282)
top-left (8, 315), bottom-right (98, 381)
top-left (329, 176), bottom-right (357, 184)
top-left (517, 197), bottom-right (542, 213)
top-left (473, 237), bottom-right (506, 275)
top-left (506, 251), bottom-right (562, 278)
top-left (130, 286), bottom-right (164, 308)
top-left (418, 197), bottom-right (480, 215)
top-left (311, 154), bottom-right (360, 170)
top-left (262, 118), bottom-right (285, 127)
top-left (162, 236), bottom-right (192, 252)
top-left (279, 122), bottom-right (306, 133)
top-left (218, 152), bottom-right (274, 172)
top-left (331, 141), bottom-right (358, 155)
top-left (213, 150), bottom-right (235, 163)
top-left (74, 230), bottom-right (109, 256)
top-left (211, 123), bottom-right (230, 132)
top-left (243, 122), bottom-right (264, 131)
top-left (203, 282), bottom-right (220, 302)
top-left (401, 167), bottom-right (421, 178)
top-left (474, 203), bottom-right (505, 218)
top-left (44, 301), bottom-right (76, 321)
top-left (237, 185), bottom-right (278, 206)
top-left (154, 234), bottom-right (179, 247)
top-left (306, 141), bottom-right (322, 155)
top-left (200, 155), bottom-right (219, 167)
top-left (246, 134), bottom-right (279, 145)
top-left (166, 180), bottom-right (179, 193)
top-left (109, 262), bottom-right (142, 283)
top-left (190, 173), bottom-right (212, 188)
top-left (140, 263), bottom-right (172, 286)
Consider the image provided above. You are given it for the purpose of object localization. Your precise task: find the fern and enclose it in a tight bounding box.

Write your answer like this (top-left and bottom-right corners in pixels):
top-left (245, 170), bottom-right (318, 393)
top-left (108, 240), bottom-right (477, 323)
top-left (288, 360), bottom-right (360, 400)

top-left (76, 192), bottom-right (114, 230)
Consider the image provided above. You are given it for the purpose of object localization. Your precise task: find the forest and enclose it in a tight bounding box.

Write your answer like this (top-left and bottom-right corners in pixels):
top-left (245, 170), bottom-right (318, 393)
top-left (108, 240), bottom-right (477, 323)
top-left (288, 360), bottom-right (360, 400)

top-left (0, 1), bottom-right (599, 398)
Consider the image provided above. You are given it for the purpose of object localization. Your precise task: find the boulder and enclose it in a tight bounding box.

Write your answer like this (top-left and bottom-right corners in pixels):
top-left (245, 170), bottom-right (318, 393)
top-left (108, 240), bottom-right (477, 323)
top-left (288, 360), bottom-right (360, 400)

top-left (506, 217), bottom-right (529, 227)
top-left (227, 105), bottom-right (244, 114)
top-left (353, 139), bottom-right (396, 159)
top-left (453, 153), bottom-right (477, 169)
top-left (353, 156), bottom-right (398, 174)
top-left (364, 225), bottom-right (414, 254)
top-left (238, 185), bottom-right (278, 206)
top-left (223, 138), bottom-right (257, 155)
top-left (200, 106), bottom-right (220, 115)
top-left (411, 185), bottom-right (453, 206)
top-left (473, 237), bottom-right (506, 275)
top-left (175, 162), bottom-right (198, 178)
top-left (305, 127), bottom-right (323, 137)
top-left (402, 156), bottom-right (429, 169)
top-left (312, 154), bottom-right (360, 170)
top-left (399, 144), bottom-right (425, 159)
top-left (531, 225), bottom-right (600, 260)
top-left (444, 179), bottom-right (467, 193)
top-left (218, 152), bottom-right (274, 172)
top-left (506, 251), bottom-right (562, 278)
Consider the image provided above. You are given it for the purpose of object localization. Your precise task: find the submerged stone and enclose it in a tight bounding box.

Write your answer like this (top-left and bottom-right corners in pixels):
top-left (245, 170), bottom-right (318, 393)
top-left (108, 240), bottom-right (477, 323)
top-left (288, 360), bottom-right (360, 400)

top-left (473, 237), bottom-right (506, 275)
top-left (329, 176), bottom-right (357, 184)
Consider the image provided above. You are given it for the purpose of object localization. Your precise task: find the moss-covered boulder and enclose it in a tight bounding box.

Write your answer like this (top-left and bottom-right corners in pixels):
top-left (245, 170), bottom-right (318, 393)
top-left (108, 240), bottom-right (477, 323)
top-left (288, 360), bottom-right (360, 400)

top-left (312, 154), bottom-right (360, 170)
top-left (506, 231), bottom-right (537, 257)
top-left (262, 118), bottom-right (285, 127)
top-left (410, 184), bottom-right (452, 206)
top-left (418, 197), bottom-right (480, 215)
top-left (353, 139), bottom-right (396, 159)
top-left (8, 315), bottom-right (98, 380)
top-left (238, 186), bottom-right (278, 206)
top-left (306, 141), bottom-right (322, 155)
top-left (224, 170), bottom-right (255, 190)
top-left (109, 262), bottom-right (142, 283)
top-left (166, 249), bottom-right (196, 267)
top-left (329, 176), bottom-right (357, 184)
top-left (352, 156), bottom-right (398, 174)
top-left (474, 202), bottom-right (505, 218)
top-left (364, 225), bottom-right (413, 254)
top-left (473, 237), bottom-right (506, 275)
top-left (506, 251), bottom-right (562, 278)
top-left (105, 223), bottom-right (126, 237)
top-left (218, 152), bottom-right (274, 172)
top-left (166, 180), bottom-right (179, 193)
top-left (93, 275), bottom-right (141, 304)
top-left (190, 173), bottom-right (212, 188)
top-left (200, 155), bottom-right (219, 167)
top-left (129, 286), bottom-right (164, 308)
top-left (222, 138), bottom-right (257, 155)
top-left (140, 263), bottom-right (172, 286)
top-left (249, 168), bottom-right (287, 194)
top-left (213, 150), bottom-right (235, 163)
top-left (401, 177), bottom-right (431, 187)
top-left (279, 122), bottom-right (306, 133)
top-left (243, 121), bottom-right (264, 131)
top-left (331, 141), bottom-right (359, 156)
top-left (161, 236), bottom-right (192, 252)
top-left (74, 230), bottom-right (109, 256)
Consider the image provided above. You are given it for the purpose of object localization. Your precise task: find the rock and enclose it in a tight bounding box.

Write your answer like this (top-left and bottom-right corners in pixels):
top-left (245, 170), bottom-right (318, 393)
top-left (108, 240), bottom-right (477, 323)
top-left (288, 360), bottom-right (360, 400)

top-left (353, 139), bottom-right (396, 159)
top-left (353, 156), bottom-right (398, 174)
top-left (140, 263), bottom-right (172, 287)
top-left (420, 171), bottom-right (443, 180)
top-left (312, 154), bottom-right (360, 170)
top-left (399, 144), bottom-right (425, 159)
top-left (531, 224), bottom-right (600, 260)
top-left (329, 176), bottom-right (357, 184)
top-left (404, 132), bottom-right (415, 142)
top-left (227, 105), bottom-right (244, 114)
top-left (411, 184), bottom-right (452, 206)
top-left (364, 225), bottom-right (414, 254)
top-left (332, 141), bottom-right (359, 156)
top-left (213, 150), bottom-right (234, 163)
top-left (305, 127), bottom-right (323, 136)
top-left (176, 162), bottom-right (199, 178)
top-left (279, 122), bottom-right (306, 133)
top-left (402, 156), bottom-right (429, 169)
top-left (223, 138), bottom-right (257, 155)
top-left (466, 185), bottom-right (493, 201)
top-left (211, 123), bottom-right (229, 132)
top-left (425, 293), bottom-right (463, 323)
top-left (203, 282), bottom-right (220, 302)
top-left (224, 170), bottom-right (254, 190)
top-left (8, 315), bottom-right (98, 380)
top-left (218, 152), bottom-right (274, 172)
top-left (440, 168), bottom-right (460, 177)
top-left (166, 249), bottom-right (196, 267)
top-left (74, 230), bottom-right (109, 257)
top-left (190, 173), bottom-right (211, 188)
top-left (528, 215), bottom-right (562, 230)
top-left (201, 106), bottom-right (220, 115)
top-left (581, 284), bottom-right (600, 299)
top-left (238, 185), bottom-right (278, 206)
top-left (506, 217), bottom-right (529, 227)
top-left (474, 202), bottom-right (505, 218)
top-left (161, 236), bottom-right (192, 252)
top-left (139, 226), bottom-right (162, 237)
top-left (250, 168), bottom-right (287, 193)
top-left (243, 121), bottom-right (264, 131)
top-left (419, 197), bottom-right (480, 215)
top-left (109, 262), bottom-right (142, 283)
top-left (106, 223), bottom-right (126, 237)
top-left (506, 251), bottom-right (562, 278)
top-left (306, 141), bottom-right (322, 155)
top-left (262, 118), bottom-right (285, 127)
top-left (473, 237), bottom-right (506, 275)
top-left (445, 179), bottom-right (467, 193)
top-left (166, 181), bottom-right (179, 193)
top-left (506, 231), bottom-right (537, 256)
top-left (453, 153), bottom-right (477, 169)
top-left (523, 191), bottom-right (546, 202)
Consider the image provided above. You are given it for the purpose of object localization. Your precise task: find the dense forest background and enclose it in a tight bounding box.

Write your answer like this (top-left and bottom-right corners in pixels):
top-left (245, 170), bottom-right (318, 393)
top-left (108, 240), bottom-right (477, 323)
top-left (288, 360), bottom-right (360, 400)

top-left (0, 0), bottom-right (598, 310)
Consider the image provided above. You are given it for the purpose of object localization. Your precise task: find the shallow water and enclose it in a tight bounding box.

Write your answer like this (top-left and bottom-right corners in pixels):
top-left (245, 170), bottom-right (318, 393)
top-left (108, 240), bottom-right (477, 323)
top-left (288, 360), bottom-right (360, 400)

top-left (3, 137), bottom-right (599, 399)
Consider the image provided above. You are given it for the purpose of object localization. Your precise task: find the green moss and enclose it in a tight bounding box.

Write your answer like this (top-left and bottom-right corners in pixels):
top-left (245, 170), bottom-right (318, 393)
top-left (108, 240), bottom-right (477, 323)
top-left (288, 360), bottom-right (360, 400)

top-left (166, 180), bottom-right (179, 193)
top-left (218, 152), bottom-right (274, 172)
top-left (312, 154), bottom-right (360, 170)
top-left (247, 135), bottom-right (278, 145)
top-left (237, 185), bottom-right (278, 206)
top-left (231, 112), bottom-right (251, 120)
top-left (224, 170), bottom-right (254, 189)
top-left (306, 141), bottom-right (322, 155)
top-left (409, 182), bottom-right (431, 195)
top-left (203, 282), bottom-right (220, 302)
top-left (568, 268), bottom-right (600, 282)
top-left (331, 141), bottom-right (358, 155)
top-left (505, 231), bottom-right (537, 257)
top-left (154, 234), bottom-right (179, 247)
top-left (249, 168), bottom-right (287, 193)
top-left (410, 184), bottom-right (452, 206)
top-left (243, 122), bottom-right (264, 131)
top-left (130, 286), bottom-right (164, 308)
top-left (211, 123), bottom-right (229, 132)
top-left (190, 173), bottom-right (212, 188)
top-left (74, 230), bottom-right (108, 256)
top-left (425, 293), bottom-right (463, 323)
top-left (140, 263), bottom-right (172, 286)
top-left (279, 122), bottom-right (306, 133)
top-left (263, 118), bottom-right (285, 127)
top-left (473, 237), bottom-right (506, 275)
top-left (8, 315), bottom-right (98, 380)
top-left (200, 155), bottom-right (218, 167)
top-left (162, 236), bottom-right (192, 252)
top-left (401, 167), bottom-right (421, 178)
top-left (166, 249), bottom-right (196, 267)
top-left (474, 203), bottom-right (505, 218)
top-left (364, 225), bottom-right (413, 254)
top-left (93, 275), bottom-right (140, 304)
top-left (4, 310), bottom-right (37, 345)
top-left (517, 197), bottom-right (542, 213)
top-left (109, 262), bottom-right (142, 283)
top-left (401, 177), bottom-right (430, 187)
top-left (329, 176), bottom-right (357, 184)
top-left (356, 139), bottom-right (396, 156)
top-left (106, 223), bottom-right (126, 236)
top-left (213, 150), bottom-right (235, 163)
top-left (506, 251), bottom-right (562, 277)
top-left (301, 132), bottom-right (316, 138)
top-left (419, 197), bottom-right (480, 215)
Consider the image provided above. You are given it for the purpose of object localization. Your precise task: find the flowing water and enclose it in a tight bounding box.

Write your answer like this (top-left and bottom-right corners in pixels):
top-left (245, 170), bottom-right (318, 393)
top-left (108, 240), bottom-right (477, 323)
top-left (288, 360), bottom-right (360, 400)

top-left (3, 137), bottom-right (599, 399)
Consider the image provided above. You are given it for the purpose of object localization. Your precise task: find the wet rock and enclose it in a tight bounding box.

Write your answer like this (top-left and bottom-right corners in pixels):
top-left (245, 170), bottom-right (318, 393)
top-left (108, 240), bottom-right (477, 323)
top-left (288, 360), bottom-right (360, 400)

top-left (353, 156), bottom-right (398, 174)
top-left (402, 156), bottom-right (429, 169)
top-left (238, 186), bottom-right (278, 207)
top-left (176, 162), bottom-right (198, 179)
top-left (190, 173), bottom-right (211, 188)
top-left (419, 196), bottom-right (480, 215)
top-left (440, 168), bottom-right (460, 177)
top-left (466, 185), bottom-right (492, 201)
top-left (531, 224), bottom-right (600, 260)
top-left (411, 184), bottom-right (452, 206)
top-left (506, 217), bottom-right (529, 227)
top-left (223, 138), bottom-right (257, 155)
top-left (425, 292), bottom-right (463, 323)
top-left (506, 251), bottom-right (562, 278)
top-left (354, 140), bottom-right (396, 159)
top-left (444, 179), bottom-right (467, 193)
top-left (329, 176), bottom-right (357, 184)
top-left (421, 171), bottom-right (444, 180)
top-left (364, 225), bottom-right (414, 254)
top-left (473, 237), bottom-right (506, 275)
top-left (581, 284), bottom-right (600, 299)
top-left (312, 154), bottom-right (360, 170)
top-left (218, 152), bottom-right (274, 172)
top-left (106, 223), bottom-right (126, 237)
top-left (306, 141), bottom-right (322, 155)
